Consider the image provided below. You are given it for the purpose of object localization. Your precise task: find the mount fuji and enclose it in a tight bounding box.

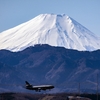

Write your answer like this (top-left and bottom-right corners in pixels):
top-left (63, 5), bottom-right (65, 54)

top-left (0, 14), bottom-right (100, 51)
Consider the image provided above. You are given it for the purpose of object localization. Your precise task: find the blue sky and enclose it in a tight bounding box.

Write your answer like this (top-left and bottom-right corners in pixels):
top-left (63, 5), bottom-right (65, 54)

top-left (0, 0), bottom-right (100, 36)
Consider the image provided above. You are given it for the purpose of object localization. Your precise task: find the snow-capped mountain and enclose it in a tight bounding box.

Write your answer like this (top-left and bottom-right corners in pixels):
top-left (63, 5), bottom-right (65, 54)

top-left (0, 14), bottom-right (100, 51)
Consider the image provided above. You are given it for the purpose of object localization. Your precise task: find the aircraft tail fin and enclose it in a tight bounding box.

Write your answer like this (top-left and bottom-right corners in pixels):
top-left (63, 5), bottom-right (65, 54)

top-left (25, 81), bottom-right (33, 89)
top-left (25, 81), bottom-right (32, 86)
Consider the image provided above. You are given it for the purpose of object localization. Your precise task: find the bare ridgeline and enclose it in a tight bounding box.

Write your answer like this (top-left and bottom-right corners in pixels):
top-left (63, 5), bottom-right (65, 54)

top-left (0, 92), bottom-right (100, 100)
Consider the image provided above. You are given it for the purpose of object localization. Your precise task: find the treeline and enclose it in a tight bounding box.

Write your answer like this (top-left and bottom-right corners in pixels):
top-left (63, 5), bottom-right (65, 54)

top-left (0, 92), bottom-right (100, 100)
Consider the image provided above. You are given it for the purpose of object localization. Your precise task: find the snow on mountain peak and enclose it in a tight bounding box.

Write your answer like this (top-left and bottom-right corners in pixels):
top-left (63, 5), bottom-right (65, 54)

top-left (0, 13), bottom-right (100, 51)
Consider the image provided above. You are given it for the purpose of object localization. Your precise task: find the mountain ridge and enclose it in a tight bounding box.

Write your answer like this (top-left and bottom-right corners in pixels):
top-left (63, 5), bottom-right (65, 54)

top-left (0, 44), bottom-right (100, 92)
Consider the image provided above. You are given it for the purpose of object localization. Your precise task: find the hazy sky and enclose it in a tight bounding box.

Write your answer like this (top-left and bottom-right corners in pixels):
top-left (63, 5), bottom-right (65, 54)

top-left (0, 0), bottom-right (100, 36)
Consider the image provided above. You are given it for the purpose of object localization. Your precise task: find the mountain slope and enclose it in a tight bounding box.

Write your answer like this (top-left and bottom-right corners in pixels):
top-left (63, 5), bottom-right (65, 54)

top-left (0, 14), bottom-right (100, 51)
top-left (0, 44), bottom-right (100, 92)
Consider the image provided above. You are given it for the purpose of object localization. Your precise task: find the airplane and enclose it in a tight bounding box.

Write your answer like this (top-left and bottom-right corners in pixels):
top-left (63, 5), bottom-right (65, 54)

top-left (25, 81), bottom-right (54, 92)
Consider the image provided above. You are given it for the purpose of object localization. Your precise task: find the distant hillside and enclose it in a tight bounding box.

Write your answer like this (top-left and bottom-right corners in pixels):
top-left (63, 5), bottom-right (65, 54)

top-left (0, 44), bottom-right (100, 92)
